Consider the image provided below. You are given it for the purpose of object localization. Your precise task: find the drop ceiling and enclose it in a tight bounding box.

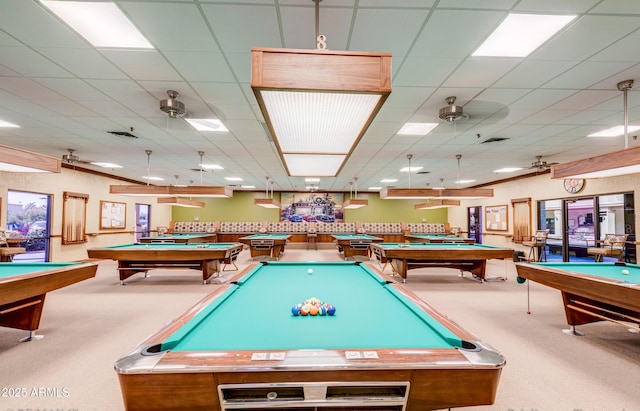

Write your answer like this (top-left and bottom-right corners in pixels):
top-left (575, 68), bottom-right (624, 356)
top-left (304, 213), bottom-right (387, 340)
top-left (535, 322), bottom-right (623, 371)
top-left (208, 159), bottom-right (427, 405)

top-left (1, 0), bottom-right (640, 192)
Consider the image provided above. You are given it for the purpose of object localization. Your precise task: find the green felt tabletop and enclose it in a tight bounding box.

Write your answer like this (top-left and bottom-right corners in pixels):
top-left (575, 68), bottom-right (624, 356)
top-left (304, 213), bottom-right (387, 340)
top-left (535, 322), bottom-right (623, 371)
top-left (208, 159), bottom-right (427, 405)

top-left (164, 262), bottom-right (461, 352)
top-left (240, 233), bottom-right (291, 239)
top-left (332, 234), bottom-right (382, 240)
top-left (0, 262), bottom-right (80, 279)
top-left (143, 233), bottom-right (211, 238)
top-left (106, 243), bottom-right (239, 250)
top-left (376, 242), bottom-right (503, 250)
top-left (408, 234), bottom-right (467, 239)
top-left (533, 262), bottom-right (640, 284)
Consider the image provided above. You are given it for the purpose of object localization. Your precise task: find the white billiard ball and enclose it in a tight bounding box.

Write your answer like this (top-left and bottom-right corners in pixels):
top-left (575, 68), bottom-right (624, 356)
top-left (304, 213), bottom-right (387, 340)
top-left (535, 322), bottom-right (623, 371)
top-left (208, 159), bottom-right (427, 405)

top-left (307, 268), bottom-right (313, 274)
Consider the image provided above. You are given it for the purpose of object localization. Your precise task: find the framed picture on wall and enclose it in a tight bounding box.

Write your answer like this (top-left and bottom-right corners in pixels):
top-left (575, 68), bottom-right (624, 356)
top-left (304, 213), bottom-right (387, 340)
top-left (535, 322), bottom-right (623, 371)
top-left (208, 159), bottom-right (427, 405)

top-left (485, 204), bottom-right (508, 231)
top-left (100, 201), bottom-right (126, 229)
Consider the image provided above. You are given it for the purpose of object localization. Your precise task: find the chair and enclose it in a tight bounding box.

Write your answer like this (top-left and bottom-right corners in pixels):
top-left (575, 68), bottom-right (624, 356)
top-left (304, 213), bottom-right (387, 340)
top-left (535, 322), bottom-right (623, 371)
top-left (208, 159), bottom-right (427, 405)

top-left (522, 229), bottom-right (550, 262)
top-left (587, 233), bottom-right (628, 262)
top-left (0, 229), bottom-right (26, 262)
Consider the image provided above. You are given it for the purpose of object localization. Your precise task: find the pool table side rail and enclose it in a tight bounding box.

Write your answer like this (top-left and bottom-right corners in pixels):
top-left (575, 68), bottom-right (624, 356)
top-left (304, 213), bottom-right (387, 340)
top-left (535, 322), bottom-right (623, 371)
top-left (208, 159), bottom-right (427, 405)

top-left (515, 262), bottom-right (640, 314)
top-left (0, 262), bottom-right (98, 305)
top-left (115, 264), bottom-right (504, 374)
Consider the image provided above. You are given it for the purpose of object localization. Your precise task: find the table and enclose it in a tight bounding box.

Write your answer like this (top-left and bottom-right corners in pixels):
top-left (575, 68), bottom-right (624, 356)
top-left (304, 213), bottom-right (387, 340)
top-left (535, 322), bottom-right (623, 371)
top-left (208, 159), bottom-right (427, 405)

top-left (370, 242), bottom-right (514, 283)
top-left (138, 233), bottom-right (217, 244)
top-left (0, 261), bottom-right (98, 341)
top-left (238, 233), bottom-right (291, 260)
top-left (331, 234), bottom-right (383, 259)
top-left (405, 233), bottom-right (475, 244)
top-left (515, 261), bottom-right (640, 335)
top-left (86, 243), bottom-right (243, 285)
top-left (115, 261), bottom-right (505, 411)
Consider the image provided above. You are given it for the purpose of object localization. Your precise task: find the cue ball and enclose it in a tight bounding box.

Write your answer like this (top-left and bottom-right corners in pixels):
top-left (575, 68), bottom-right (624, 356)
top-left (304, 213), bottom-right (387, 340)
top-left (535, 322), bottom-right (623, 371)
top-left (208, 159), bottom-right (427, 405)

top-left (621, 269), bottom-right (630, 275)
top-left (307, 268), bottom-right (313, 274)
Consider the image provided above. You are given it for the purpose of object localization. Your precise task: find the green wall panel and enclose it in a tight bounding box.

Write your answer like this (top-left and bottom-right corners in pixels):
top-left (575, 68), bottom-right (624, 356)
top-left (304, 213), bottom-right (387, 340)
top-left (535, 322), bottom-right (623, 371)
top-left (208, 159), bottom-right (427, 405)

top-left (171, 192), bottom-right (448, 223)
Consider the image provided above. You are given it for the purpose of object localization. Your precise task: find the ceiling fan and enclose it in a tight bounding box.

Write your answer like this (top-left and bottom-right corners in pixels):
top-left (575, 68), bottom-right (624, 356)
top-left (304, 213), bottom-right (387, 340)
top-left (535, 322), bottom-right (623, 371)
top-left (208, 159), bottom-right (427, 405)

top-left (528, 155), bottom-right (558, 171)
top-left (62, 149), bottom-right (93, 165)
top-left (438, 96), bottom-right (469, 124)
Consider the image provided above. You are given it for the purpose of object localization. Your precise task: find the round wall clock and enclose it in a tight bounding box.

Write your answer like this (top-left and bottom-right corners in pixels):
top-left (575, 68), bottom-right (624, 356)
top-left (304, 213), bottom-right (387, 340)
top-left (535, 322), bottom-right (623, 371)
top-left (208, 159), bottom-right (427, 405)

top-left (563, 178), bottom-right (585, 194)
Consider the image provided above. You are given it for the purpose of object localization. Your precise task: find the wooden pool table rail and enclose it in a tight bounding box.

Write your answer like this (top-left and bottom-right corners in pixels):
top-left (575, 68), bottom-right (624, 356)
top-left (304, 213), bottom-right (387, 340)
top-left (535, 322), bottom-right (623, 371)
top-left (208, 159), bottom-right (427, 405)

top-left (515, 262), bottom-right (640, 334)
top-left (0, 262), bottom-right (98, 340)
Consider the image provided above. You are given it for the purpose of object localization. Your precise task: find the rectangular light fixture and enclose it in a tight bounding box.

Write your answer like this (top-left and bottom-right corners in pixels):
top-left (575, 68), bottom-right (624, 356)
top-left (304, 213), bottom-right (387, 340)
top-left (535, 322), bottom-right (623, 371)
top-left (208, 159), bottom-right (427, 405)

top-left (551, 146), bottom-right (640, 179)
top-left (587, 125), bottom-right (640, 137)
top-left (415, 199), bottom-right (461, 209)
top-left (380, 187), bottom-right (493, 200)
top-left (473, 14), bottom-right (576, 57)
top-left (0, 144), bottom-right (61, 173)
top-left (342, 199), bottom-right (369, 209)
top-left (157, 197), bottom-right (205, 208)
top-left (40, 1), bottom-right (153, 49)
top-left (110, 185), bottom-right (232, 198)
top-left (254, 198), bottom-right (281, 209)
top-left (251, 47), bottom-right (391, 177)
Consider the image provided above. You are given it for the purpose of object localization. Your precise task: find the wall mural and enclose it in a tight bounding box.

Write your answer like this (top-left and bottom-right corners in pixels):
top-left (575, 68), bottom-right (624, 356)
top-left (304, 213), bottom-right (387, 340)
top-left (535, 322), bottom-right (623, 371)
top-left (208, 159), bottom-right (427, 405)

top-left (280, 192), bottom-right (345, 223)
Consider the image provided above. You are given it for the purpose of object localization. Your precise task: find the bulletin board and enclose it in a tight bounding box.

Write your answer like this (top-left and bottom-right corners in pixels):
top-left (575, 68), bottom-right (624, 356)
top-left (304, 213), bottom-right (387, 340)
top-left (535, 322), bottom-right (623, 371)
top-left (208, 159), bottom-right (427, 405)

top-left (100, 201), bottom-right (126, 229)
top-left (485, 204), bottom-right (508, 231)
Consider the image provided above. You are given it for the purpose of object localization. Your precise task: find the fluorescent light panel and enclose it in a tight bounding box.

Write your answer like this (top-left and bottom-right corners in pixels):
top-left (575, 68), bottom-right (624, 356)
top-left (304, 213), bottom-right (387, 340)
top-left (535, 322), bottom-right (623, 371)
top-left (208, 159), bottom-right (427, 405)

top-left (343, 199), bottom-right (368, 209)
top-left (473, 14), bottom-right (576, 57)
top-left (91, 162), bottom-right (122, 168)
top-left (0, 119), bottom-right (19, 128)
top-left (157, 197), bottom-right (205, 208)
top-left (415, 199), bottom-right (461, 209)
top-left (254, 198), bottom-right (281, 208)
top-left (284, 154), bottom-right (346, 177)
top-left (400, 166), bottom-right (423, 172)
top-left (494, 167), bottom-right (523, 173)
top-left (587, 125), bottom-right (640, 137)
top-left (397, 122), bottom-right (438, 135)
top-left (40, 1), bottom-right (153, 48)
top-left (186, 119), bottom-right (228, 132)
top-left (252, 48), bottom-right (391, 177)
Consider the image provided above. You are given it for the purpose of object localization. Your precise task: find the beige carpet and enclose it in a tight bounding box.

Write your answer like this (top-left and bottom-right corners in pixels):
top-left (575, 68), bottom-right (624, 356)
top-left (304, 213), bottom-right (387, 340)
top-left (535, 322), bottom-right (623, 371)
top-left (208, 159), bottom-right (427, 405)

top-left (1, 246), bottom-right (639, 410)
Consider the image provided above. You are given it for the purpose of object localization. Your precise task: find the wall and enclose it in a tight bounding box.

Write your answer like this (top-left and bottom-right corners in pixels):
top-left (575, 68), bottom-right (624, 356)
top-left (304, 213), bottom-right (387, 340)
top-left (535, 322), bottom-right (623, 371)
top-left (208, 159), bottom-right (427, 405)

top-left (171, 191), bottom-right (449, 223)
top-left (448, 172), bottom-right (639, 255)
top-left (1, 168), bottom-right (171, 261)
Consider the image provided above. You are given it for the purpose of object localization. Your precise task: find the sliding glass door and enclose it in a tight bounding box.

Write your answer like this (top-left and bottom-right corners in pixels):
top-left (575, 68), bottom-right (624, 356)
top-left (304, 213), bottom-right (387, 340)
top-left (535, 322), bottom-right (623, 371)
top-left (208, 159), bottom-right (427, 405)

top-left (538, 193), bottom-right (634, 263)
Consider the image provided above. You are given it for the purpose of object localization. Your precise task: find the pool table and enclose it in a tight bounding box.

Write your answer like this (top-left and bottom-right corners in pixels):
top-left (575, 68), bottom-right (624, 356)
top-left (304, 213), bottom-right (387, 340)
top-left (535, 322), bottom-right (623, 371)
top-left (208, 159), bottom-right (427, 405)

top-left (86, 243), bottom-right (243, 285)
top-left (331, 233), bottom-right (383, 259)
top-left (238, 233), bottom-right (291, 260)
top-left (115, 261), bottom-right (505, 411)
top-left (405, 233), bottom-right (475, 244)
top-left (370, 242), bottom-right (514, 283)
top-left (0, 261), bottom-right (98, 341)
top-left (138, 232), bottom-right (217, 244)
top-left (515, 261), bottom-right (640, 335)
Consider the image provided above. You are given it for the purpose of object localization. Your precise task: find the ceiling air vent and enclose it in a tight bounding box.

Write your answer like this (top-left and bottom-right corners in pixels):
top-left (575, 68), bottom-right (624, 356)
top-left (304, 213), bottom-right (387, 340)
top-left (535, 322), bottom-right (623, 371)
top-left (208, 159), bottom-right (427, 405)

top-left (108, 130), bottom-right (138, 139)
top-left (481, 137), bottom-right (509, 144)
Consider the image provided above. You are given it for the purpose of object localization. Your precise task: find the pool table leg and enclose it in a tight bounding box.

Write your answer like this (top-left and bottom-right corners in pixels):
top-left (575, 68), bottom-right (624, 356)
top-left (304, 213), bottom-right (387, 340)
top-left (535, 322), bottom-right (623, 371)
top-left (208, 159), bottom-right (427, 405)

top-left (202, 260), bottom-right (220, 284)
top-left (0, 294), bottom-right (47, 342)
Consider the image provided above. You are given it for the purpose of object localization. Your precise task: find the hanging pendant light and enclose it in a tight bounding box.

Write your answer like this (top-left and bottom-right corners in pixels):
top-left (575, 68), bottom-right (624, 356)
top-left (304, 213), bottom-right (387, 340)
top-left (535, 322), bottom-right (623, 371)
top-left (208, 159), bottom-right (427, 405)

top-left (343, 177), bottom-right (368, 209)
top-left (254, 176), bottom-right (281, 208)
top-left (380, 154), bottom-right (493, 199)
top-left (110, 150), bottom-right (232, 197)
top-left (552, 79), bottom-right (640, 179)
top-left (250, 0), bottom-right (391, 177)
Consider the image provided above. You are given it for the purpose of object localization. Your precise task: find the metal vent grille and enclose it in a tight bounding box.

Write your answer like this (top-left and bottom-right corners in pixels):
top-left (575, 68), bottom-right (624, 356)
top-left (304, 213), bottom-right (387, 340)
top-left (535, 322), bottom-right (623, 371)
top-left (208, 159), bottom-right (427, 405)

top-left (108, 131), bottom-right (138, 138)
top-left (481, 137), bottom-right (508, 144)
